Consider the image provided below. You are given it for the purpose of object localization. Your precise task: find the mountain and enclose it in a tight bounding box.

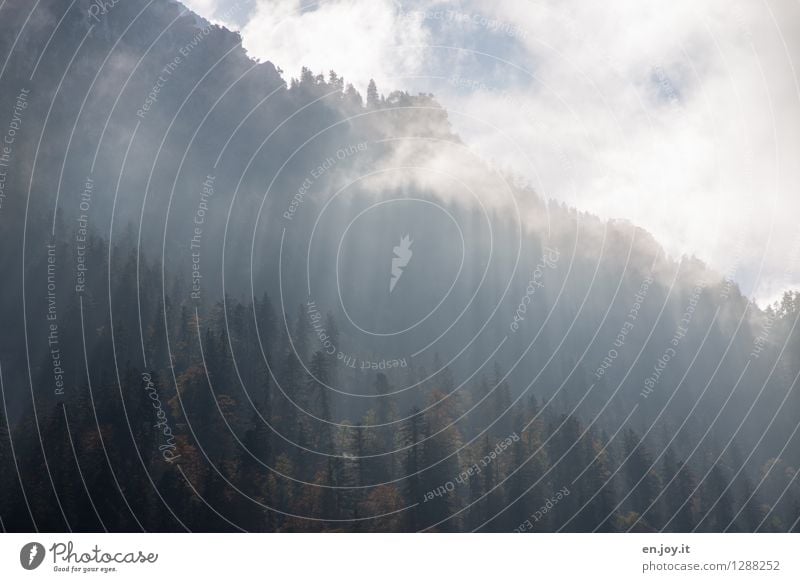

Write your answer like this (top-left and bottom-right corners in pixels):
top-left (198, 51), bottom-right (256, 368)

top-left (0, 0), bottom-right (798, 532)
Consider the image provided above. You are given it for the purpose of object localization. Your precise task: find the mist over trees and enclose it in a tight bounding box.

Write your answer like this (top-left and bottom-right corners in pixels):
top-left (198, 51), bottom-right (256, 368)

top-left (0, 0), bottom-right (798, 532)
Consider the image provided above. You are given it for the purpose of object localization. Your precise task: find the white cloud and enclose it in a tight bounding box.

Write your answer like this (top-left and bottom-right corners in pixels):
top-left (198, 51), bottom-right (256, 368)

top-left (237, 0), bottom-right (430, 92)
top-left (434, 0), bottom-right (800, 304)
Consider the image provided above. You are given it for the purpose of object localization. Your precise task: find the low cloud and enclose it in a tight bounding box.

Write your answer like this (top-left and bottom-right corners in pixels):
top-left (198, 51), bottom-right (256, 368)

top-left (182, 0), bottom-right (800, 305)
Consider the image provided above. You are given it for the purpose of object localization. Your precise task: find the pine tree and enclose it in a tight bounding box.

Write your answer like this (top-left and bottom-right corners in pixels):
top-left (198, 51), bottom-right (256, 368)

top-left (367, 79), bottom-right (380, 107)
top-left (400, 407), bottom-right (425, 531)
top-left (671, 461), bottom-right (699, 531)
top-left (309, 350), bottom-right (333, 451)
top-left (623, 429), bottom-right (662, 530)
top-left (702, 463), bottom-right (735, 532)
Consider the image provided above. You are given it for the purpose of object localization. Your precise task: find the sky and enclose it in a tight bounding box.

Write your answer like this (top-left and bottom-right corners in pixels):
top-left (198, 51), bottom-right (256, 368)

top-left (182, 0), bottom-right (800, 306)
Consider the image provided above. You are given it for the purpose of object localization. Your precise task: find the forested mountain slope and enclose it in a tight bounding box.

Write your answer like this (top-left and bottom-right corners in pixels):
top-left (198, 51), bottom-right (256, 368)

top-left (0, 0), bottom-right (798, 532)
